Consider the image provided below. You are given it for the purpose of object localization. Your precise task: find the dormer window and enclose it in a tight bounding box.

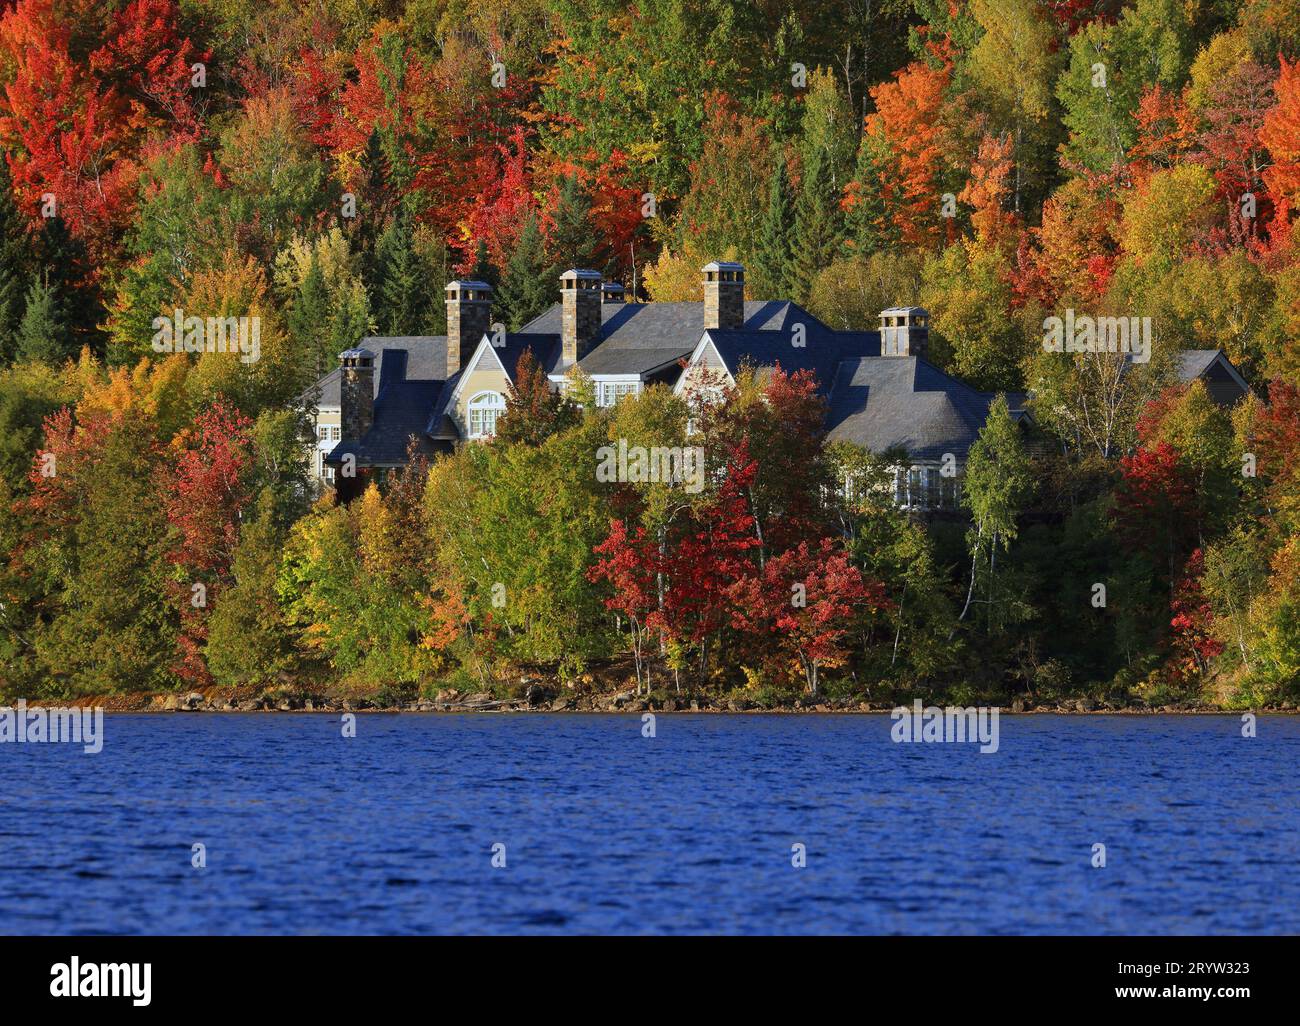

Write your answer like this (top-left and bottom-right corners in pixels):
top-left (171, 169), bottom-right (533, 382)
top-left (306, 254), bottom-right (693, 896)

top-left (468, 391), bottom-right (506, 439)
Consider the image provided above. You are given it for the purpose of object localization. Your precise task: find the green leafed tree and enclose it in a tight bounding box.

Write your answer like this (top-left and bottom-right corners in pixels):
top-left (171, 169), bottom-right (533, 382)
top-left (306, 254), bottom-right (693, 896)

top-left (958, 395), bottom-right (1034, 633)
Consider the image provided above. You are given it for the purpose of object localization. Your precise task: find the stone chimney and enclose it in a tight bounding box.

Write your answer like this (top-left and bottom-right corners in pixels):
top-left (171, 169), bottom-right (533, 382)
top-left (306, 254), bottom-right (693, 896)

top-left (446, 280), bottom-right (493, 377)
top-left (339, 347), bottom-right (375, 441)
top-left (561, 268), bottom-right (602, 364)
top-left (880, 307), bottom-right (929, 358)
top-left (703, 261), bottom-right (744, 330)
top-left (601, 281), bottom-right (625, 304)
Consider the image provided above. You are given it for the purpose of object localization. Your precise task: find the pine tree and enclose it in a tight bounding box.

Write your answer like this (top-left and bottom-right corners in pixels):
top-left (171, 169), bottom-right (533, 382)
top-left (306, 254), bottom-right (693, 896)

top-left (328, 281), bottom-right (372, 358)
top-left (547, 174), bottom-right (599, 271)
top-left (206, 488), bottom-right (300, 687)
top-left (375, 206), bottom-right (430, 336)
top-left (288, 253), bottom-right (331, 377)
top-left (466, 237), bottom-right (500, 292)
top-left (15, 274), bottom-right (67, 364)
top-left (0, 161), bottom-right (31, 365)
top-left (356, 127), bottom-right (395, 284)
top-left (788, 147), bottom-right (843, 304)
top-left (499, 214), bottom-right (552, 330)
top-left (751, 157), bottom-right (794, 298)
top-left (34, 215), bottom-right (97, 355)
top-left (846, 130), bottom-right (893, 254)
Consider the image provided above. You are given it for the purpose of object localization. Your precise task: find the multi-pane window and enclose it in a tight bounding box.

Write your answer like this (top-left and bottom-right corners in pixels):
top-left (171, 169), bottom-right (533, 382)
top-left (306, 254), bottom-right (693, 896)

top-left (889, 464), bottom-right (963, 510)
top-left (467, 391), bottom-right (506, 438)
top-left (596, 380), bottom-right (640, 407)
top-left (330, 426), bottom-right (341, 441)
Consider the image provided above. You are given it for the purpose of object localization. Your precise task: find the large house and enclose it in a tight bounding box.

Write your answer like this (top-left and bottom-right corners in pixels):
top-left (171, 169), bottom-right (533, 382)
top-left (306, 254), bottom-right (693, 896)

top-left (299, 262), bottom-right (1249, 505)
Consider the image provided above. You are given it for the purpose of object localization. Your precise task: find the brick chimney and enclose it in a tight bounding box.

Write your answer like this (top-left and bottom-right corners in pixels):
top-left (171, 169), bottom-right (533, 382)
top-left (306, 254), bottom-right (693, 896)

top-left (561, 268), bottom-right (602, 364)
top-left (446, 280), bottom-right (492, 377)
top-left (339, 347), bottom-right (375, 441)
top-left (880, 307), bottom-right (929, 358)
top-left (703, 261), bottom-right (744, 330)
top-left (601, 281), bottom-right (625, 304)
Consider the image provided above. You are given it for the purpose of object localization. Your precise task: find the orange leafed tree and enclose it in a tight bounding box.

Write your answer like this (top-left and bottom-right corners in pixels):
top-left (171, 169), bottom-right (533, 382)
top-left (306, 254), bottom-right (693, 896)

top-left (864, 59), bottom-right (951, 248)
top-left (1262, 57), bottom-right (1300, 219)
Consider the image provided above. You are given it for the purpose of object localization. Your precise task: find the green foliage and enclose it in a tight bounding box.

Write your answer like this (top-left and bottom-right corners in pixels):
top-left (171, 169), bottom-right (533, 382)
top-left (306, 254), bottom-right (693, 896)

top-left (498, 214), bottom-right (552, 330)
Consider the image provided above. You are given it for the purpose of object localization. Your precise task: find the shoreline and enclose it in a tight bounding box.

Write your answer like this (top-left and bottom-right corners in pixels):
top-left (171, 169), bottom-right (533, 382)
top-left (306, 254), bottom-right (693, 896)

top-left (5, 691), bottom-right (1288, 716)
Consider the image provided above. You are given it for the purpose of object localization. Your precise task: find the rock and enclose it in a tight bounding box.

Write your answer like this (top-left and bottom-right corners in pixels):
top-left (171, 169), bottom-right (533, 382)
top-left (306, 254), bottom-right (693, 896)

top-left (550, 698), bottom-right (572, 711)
top-left (181, 692), bottom-right (204, 711)
top-left (341, 700), bottom-right (353, 711)
top-left (662, 698), bottom-right (677, 712)
top-left (434, 689), bottom-right (457, 703)
top-left (276, 700), bottom-right (293, 711)
top-left (237, 700), bottom-right (259, 712)
top-left (162, 694), bottom-right (181, 711)
top-left (464, 692), bottom-right (493, 706)
top-left (1010, 697), bottom-right (1025, 713)
top-left (304, 699), bottom-right (315, 711)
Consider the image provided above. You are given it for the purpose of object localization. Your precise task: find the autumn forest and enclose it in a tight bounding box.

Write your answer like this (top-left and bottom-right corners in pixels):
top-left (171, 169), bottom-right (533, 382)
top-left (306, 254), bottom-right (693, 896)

top-left (0, 0), bottom-right (1298, 709)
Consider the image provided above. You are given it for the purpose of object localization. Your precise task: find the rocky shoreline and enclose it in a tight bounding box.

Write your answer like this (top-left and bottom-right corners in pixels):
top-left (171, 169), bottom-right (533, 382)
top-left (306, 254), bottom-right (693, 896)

top-left (37, 686), bottom-right (1289, 715)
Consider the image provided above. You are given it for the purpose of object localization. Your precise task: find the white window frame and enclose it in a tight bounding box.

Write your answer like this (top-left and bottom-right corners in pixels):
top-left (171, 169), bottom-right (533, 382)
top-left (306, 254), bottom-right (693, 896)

top-left (467, 390), bottom-right (506, 439)
top-left (594, 378), bottom-right (642, 408)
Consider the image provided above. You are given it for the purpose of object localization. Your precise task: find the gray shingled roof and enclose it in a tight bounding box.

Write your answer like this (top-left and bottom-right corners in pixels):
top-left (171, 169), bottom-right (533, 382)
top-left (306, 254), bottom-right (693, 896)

top-left (299, 336), bottom-right (448, 407)
top-left (826, 357), bottom-right (1012, 460)
top-left (324, 338), bottom-right (449, 467)
top-left (518, 300), bottom-right (806, 376)
top-left (704, 325), bottom-right (879, 395)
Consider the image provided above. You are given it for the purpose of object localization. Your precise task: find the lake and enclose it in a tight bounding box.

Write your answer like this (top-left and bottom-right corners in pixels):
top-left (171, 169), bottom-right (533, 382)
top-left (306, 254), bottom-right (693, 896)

top-left (2, 713), bottom-right (1297, 934)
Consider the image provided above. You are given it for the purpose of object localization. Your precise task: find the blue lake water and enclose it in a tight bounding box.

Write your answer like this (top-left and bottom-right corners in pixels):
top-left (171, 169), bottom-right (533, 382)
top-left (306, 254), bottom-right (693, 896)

top-left (1, 713), bottom-right (1297, 935)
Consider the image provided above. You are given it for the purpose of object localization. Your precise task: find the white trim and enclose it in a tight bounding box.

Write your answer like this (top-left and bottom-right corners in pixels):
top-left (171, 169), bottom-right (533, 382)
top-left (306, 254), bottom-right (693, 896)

top-left (1203, 351), bottom-right (1252, 396)
top-left (672, 332), bottom-right (735, 396)
top-left (448, 333), bottom-right (507, 406)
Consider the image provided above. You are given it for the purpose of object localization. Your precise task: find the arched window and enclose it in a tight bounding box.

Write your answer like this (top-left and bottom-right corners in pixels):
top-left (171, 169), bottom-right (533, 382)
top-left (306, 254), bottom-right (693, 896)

top-left (467, 391), bottom-right (506, 439)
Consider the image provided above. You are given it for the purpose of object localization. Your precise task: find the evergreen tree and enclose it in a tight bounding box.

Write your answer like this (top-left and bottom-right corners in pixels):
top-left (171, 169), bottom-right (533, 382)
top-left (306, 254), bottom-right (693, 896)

top-left (0, 161), bottom-right (31, 365)
top-left (15, 274), bottom-right (67, 364)
top-left (34, 215), bottom-right (98, 355)
top-left (751, 157), bottom-right (794, 298)
top-left (466, 237), bottom-right (500, 293)
top-left (206, 488), bottom-right (300, 687)
top-left (788, 147), bottom-right (843, 304)
top-left (498, 213), bottom-right (552, 330)
top-left (547, 174), bottom-right (599, 271)
top-left (355, 127), bottom-right (395, 283)
top-left (287, 252), bottom-right (331, 377)
top-left (374, 205), bottom-right (430, 336)
top-left (35, 410), bottom-right (175, 694)
top-left (328, 281), bottom-right (372, 358)
top-left (846, 131), bottom-right (893, 254)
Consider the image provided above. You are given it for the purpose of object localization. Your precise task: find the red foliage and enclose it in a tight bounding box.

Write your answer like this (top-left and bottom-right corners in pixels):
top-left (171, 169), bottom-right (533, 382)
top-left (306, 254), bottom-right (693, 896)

top-left (729, 536), bottom-right (885, 692)
top-left (657, 445), bottom-right (762, 648)
top-left (1113, 441), bottom-right (1197, 564)
top-left (1169, 548), bottom-right (1224, 674)
top-left (164, 402), bottom-right (255, 685)
top-left (0, 0), bottom-right (206, 267)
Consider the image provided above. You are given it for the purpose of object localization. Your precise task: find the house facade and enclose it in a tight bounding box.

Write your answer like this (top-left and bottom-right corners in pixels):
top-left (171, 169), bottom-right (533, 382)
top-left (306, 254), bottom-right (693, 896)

top-left (297, 262), bottom-right (1250, 505)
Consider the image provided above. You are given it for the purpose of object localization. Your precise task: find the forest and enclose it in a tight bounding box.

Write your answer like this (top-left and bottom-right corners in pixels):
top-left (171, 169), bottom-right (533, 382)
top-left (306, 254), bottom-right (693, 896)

top-left (0, 0), bottom-right (1297, 709)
